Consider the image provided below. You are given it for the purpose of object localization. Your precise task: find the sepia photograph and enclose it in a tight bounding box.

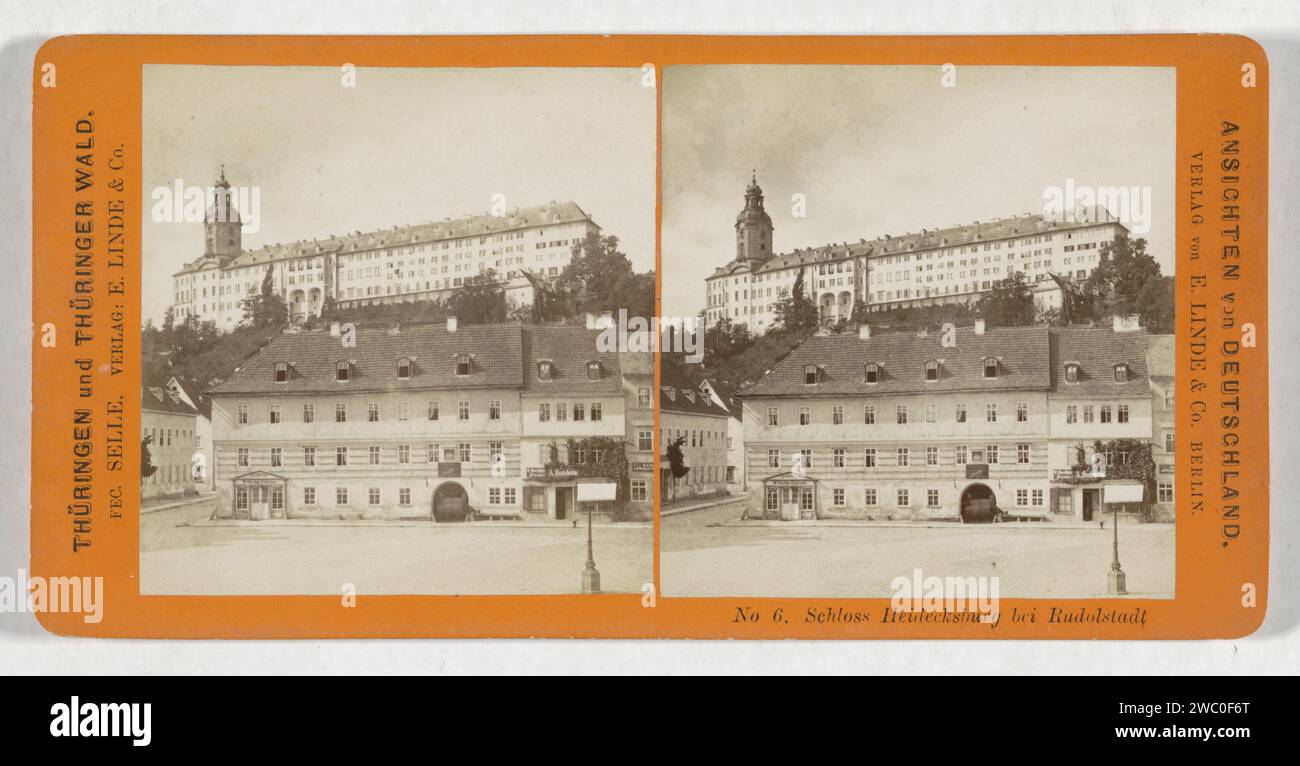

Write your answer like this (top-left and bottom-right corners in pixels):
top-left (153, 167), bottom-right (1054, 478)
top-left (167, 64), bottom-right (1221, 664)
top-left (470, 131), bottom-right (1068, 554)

top-left (137, 65), bottom-right (657, 596)
top-left (659, 65), bottom-right (1178, 601)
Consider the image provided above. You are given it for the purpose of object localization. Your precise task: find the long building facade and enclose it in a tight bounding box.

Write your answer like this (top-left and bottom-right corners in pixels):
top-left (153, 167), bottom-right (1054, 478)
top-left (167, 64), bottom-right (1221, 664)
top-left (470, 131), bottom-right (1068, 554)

top-left (659, 384), bottom-right (732, 503)
top-left (737, 317), bottom-right (1173, 523)
top-left (706, 176), bottom-right (1128, 333)
top-left (205, 317), bottom-right (652, 521)
top-left (172, 170), bottom-right (601, 331)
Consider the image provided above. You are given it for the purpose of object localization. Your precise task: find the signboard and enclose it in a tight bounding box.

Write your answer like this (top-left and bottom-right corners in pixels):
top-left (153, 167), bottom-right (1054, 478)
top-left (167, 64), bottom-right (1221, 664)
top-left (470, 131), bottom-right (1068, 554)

top-left (437, 462), bottom-right (461, 478)
top-left (631, 462), bottom-right (654, 473)
top-left (965, 464), bottom-right (989, 480)
top-left (576, 482), bottom-right (618, 502)
top-left (526, 467), bottom-right (579, 480)
top-left (1103, 483), bottom-right (1144, 504)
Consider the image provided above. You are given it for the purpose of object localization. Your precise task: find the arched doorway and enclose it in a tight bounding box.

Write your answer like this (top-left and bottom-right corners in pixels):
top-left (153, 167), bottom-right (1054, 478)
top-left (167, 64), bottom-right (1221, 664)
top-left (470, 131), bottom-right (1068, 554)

top-left (960, 483), bottom-right (998, 523)
top-left (432, 482), bottom-right (470, 522)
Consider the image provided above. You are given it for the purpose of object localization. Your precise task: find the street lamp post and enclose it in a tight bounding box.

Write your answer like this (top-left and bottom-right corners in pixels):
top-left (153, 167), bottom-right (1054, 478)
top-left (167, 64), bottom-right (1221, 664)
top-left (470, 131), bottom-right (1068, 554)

top-left (581, 500), bottom-right (601, 594)
top-left (1108, 501), bottom-right (1127, 595)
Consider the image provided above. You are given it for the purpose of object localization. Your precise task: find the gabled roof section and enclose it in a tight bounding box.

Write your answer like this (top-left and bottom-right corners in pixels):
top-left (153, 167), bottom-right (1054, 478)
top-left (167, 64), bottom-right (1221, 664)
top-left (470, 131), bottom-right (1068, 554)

top-left (207, 323), bottom-right (524, 396)
top-left (521, 324), bottom-right (624, 395)
top-left (738, 326), bottom-right (1052, 398)
top-left (661, 385), bottom-right (733, 418)
top-left (143, 377), bottom-right (200, 416)
top-left (1049, 328), bottom-right (1152, 396)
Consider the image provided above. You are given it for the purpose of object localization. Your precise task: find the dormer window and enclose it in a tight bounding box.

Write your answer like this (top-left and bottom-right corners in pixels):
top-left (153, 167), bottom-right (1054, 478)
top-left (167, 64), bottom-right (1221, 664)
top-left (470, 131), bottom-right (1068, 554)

top-left (335, 361), bottom-right (350, 382)
top-left (864, 363), bottom-right (880, 385)
top-left (925, 360), bottom-right (940, 382)
top-left (586, 361), bottom-right (602, 381)
top-left (537, 361), bottom-right (554, 381)
top-left (274, 362), bottom-right (289, 383)
top-left (803, 365), bottom-right (820, 385)
top-left (455, 354), bottom-right (471, 376)
top-left (1113, 363), bottom-right (1129, 383)
top-left (397, 357), bottom-right (412, 380)
top-left (983, 358), bottom-right (999, 379)
top-left (1064, 363), bottom-right (1080, 384)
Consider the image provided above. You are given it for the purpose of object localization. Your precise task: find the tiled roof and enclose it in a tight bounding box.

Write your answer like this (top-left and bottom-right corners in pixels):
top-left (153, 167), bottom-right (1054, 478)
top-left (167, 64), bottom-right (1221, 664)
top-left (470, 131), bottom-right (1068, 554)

top-left (708, 209), bottom-right (1122, 279)
top-left (1049, 328), bottom-right (1152, 397)
top-left (207, 323), bottom-right (525, 396)
top-left (169, 376), bottom-right (213, 419)
top-left (661, 385), bottom-right (732, 418)
top-left (179, 201), bottom-right (594, 274)
top-left (738, 326), bottom-right (1052, 398)
top-left (1142, 334), bottom-right (1174, 380)
top-left (521, 324), bottom-right (626, 395)
top-left (143, 380), bottom-right (200, 416)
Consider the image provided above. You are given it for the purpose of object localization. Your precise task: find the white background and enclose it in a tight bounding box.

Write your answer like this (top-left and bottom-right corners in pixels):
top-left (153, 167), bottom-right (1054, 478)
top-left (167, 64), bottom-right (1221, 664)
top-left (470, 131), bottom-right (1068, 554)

top-left (1, 0), bottom-right (1296, 675)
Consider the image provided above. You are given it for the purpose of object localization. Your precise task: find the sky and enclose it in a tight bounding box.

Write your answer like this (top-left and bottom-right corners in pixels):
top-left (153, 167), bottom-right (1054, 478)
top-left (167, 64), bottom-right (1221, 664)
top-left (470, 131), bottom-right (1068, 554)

top-left (661, 65), bottom-right (1176, 319)
top-left (141, 66), bottom-right (656, 324)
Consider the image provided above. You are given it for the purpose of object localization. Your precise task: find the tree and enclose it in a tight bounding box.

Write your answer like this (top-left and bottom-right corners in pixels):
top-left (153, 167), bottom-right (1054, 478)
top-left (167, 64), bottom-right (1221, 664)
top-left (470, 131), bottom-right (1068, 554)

top-left (241, 265), bottom-right (289, 329)
top-left (558, 233), bottom-right (639, 315)
top-left (977, 271), bottom-right (1036, 327)
top-left (141, 435), bottom-right (158, 481)
top-left (1080, 233), bottom-right (1168, 328)
top-left (772, 268), bottom-right (818, 335)
top-left (446, 269), bottom-right (508, 324)
top-left (665, 436), bottom-right (689, 503)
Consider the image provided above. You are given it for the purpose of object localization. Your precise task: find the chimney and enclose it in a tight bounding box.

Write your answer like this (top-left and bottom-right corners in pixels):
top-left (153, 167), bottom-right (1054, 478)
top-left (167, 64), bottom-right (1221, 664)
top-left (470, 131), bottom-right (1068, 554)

top-left (446, 316), bottom-right (458, 333)
top-left (974, 319), bottom-right (986, 336)
top-left (585, 311), bottom-right (614, 330)
top-left (329, 322), bottom-right (341, 338)
top-left (858, 324), bottom-right (872, 340)
top-left (1112, 314), bottom-right (1141, 333)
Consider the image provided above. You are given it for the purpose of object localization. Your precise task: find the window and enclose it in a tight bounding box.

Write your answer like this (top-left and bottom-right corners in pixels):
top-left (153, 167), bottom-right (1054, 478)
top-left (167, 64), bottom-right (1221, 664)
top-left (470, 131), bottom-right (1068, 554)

top-left (799, 449), bottom-right (813, 469)
top-left (1017, 489), bottom-right (1029, 506)
top-left (1017, 443), bottom-right (1030, 464)
top-left (1064, 363), bottom-right (1080, 384)
top-left (237, 448), bottom-right (249, 467)
top-left (896, 405), bottom-right (908, 424)
top-left (1101, 405), bottom-right (1113, 423)
top-left (767, 407), bottom-right (779, 426)
top-left (799, 406), bottom-right (811, 426)
top-left (1164, 430), bottom-right (1175, 453)
top-left (303, 446), bottom-right (316, 467)
top-left (833, 488), bottom-right (845, 506)
top-left (456, 355), bottom-right (471, 376)
top-left (536, 361), bottom-right (553, 381)
top-left (454, 401), bottom-right (468, 421)
top-left (897, 448), bottom-right (909, 467)
top-left (832, 405), bottom-right (844, 425)
top-left (368, 488), bottom-right (380, 506)
top-left (336, 361), bottom-right (350, 382)
top-left (336, 447), bottom-right (348, 466)
top-left (983, 358), bottom-right (999, 378)
top-left (1066, 405), bottom-right (1078, 424)
top-left (1083, 405), bottom-right (1095, 424)
top-left (986, 445), bottom-right (1000, 464)
top-left (864, 405), bottom-right (876, 425)
top-left (637, 430), bottom-right (653, 451)
top-left (399, 488), bottom-right (411, 506)
top-left (489, 488), bottom-right (501, 505)
top-left (274, 362), bottom-right (288, 383)
top-left (637, 387), bottom-right (652, 408)
top-left (955, 403), bottom-right (966, 423)
top-left (427, 443), bottom-right (439, 463)
top-left (925, 360), bottom-right (939, 381)
top-left (591, 403), bottom-right (602, 421)
top-left (864, 488), bottom-right (877, 506)
top-left (1032, 489), bottom-right (1044, 506)
top-left (1017, 402), bottom-right (1028, 422)
top-left (631, 480), bottom-right (648, 502)
top-left (368, 402), bottom-right (380, 422)
top-left (270, 447), bottom-right (282, 467)
top-left (955, 445), bottom-right (968, 464)
top-left (586, 361), bottom-right (602, 380)
top-left (927, 489), bottom-right (940, 508)
top-left (397, 357), bottom-right (412, 379)
top-left (398, 445), bottom-right (411, 464)
top-left (986, 403), bottom-right (997, 423)
top-left (235, 487), bottom-right (248, 511)
top-left (1117, 404), bottom-right (1130, 423)
top-left (803, 365), bottom-right (819, 385)
top-left (269, 404), bottom-right (281, 424)
top-left (766, 489), bottom-right (779, 513)
top-left (865, 363), bottom-right (880, 384)
top-left (369, 446), bottom-right (381, 465)
top-left (1163, 388), bottom-right (1174, 409)
top-left (303, 487), bottom-right (316, 505)
top-left (767, 449), bottom-right (780, 468)
top-left (833, 448), bottom-right (845, 468)
top-left (800, 490), bottom-right (814, 512)
top-left (458, 443), bottom-right (471, 462)
top-left (539, 403), bottom-right (551, 421)
top-left (1158, 482), bottom-right (1174, 503)
top-left (427, 401), bottom-right (439, 421)
top-left (897, 489), bottom-right (910, 507)
top-left (237, 405), bottom-right (248, 425)
top-left (335, 403), bottom-right (347, 423)
top-left (926, 446), bottom-right (939, 466)
top-left (336, 487), bottom-right (348, 506)
top-left (303, 403), bottom-right (314, 423)
top-left (1113, 363), bottom-right (1129, 383)
top-left (864, 448), bottom-right (876, 468)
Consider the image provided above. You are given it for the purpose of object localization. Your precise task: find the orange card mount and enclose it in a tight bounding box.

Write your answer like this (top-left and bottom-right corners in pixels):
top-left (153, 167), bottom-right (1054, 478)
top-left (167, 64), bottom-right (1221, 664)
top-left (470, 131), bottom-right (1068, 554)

top-left (30, 35), bottom-right (1267, 638)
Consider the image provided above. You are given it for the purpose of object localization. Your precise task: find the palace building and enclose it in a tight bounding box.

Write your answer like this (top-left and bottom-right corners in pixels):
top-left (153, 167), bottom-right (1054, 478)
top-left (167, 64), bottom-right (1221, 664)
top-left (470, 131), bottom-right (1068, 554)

top-left (737, 317), bottom-right (1173, 523)
top-left (205, 316), bottom-right (652, 521)
top-left (171, 169), bottom-right (601, 331)
top-left (705, 175), bottom-right (1129, 333)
